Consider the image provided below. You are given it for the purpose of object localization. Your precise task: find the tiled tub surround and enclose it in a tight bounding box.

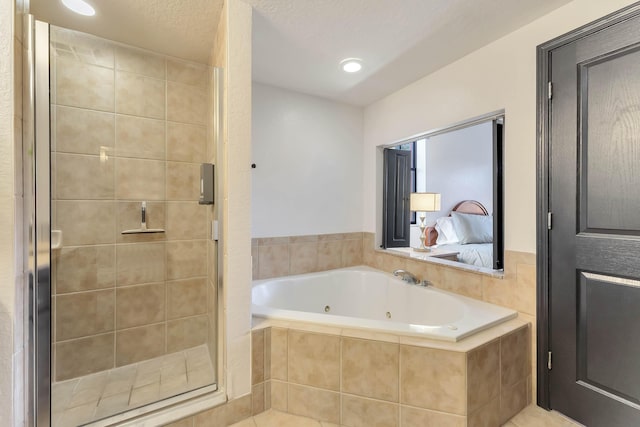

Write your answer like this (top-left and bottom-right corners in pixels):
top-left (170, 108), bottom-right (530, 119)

top-left (255, 232), bottom-right (537, 399)
top-left (162, 321), bottom-right (531, 427)
top-left (50, 25), bottom-right (215, 388)
top-left (249, 320), bottom-right (531, 427)
top-left (252, 233), bottom-right (364, 280)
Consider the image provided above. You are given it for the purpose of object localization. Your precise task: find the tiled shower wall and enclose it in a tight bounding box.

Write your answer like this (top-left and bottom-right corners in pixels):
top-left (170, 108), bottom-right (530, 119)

top-left (50, 27), bottom-right (214, 381)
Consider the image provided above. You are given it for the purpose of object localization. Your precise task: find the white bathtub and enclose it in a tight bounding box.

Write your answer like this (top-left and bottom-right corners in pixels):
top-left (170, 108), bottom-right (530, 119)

top-left (252, 266), bottom-right (517, 341)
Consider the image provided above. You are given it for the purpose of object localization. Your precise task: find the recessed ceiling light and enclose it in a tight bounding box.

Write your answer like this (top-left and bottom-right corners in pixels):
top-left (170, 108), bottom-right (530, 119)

top-left (340, 58), bottom-right (362, 73)
top-left (61, 0), bottom-right (96, 16)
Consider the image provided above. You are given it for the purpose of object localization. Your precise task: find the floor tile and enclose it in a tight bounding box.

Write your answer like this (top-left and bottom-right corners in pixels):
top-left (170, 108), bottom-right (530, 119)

top-left (52, 345), bottom-right (215, 427)
top-left (254, 410), bottom-right (323, 427)
top-left (508, 405), bottom-right (583, 427)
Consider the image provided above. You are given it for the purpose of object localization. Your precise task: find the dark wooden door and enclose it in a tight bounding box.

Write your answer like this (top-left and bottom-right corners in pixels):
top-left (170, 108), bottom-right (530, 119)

top-left (548, 11), bottom-right (640, 427)
top-left (383, 148), bottom-right (411, 248)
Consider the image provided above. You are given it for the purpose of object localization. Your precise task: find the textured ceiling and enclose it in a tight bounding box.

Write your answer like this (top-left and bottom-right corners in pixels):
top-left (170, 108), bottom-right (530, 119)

top-left (30, 0), bottom-right (572, 104)
top-left (31, 0), bottom-right (224, 63)
top-left (248, 0), bottom-right (572, 105)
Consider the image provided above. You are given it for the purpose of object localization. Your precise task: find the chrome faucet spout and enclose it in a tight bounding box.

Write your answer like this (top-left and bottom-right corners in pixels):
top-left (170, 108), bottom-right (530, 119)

top-left (392, 269), bottom-right (420, 284)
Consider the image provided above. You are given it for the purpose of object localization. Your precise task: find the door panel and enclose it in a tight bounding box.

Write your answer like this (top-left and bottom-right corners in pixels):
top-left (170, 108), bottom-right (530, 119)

top-left (549, 10), bottom-right (640, 427)
top-left (579, 273), bottom-right (640, 405)
top-left (581, 47), bottom-right (640, 232)
top-left (383, 148), bottom-right (411, 248)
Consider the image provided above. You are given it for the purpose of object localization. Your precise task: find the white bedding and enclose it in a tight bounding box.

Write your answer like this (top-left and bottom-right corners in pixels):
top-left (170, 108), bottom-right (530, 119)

top-left (435, 243), bottom-right (493, 268)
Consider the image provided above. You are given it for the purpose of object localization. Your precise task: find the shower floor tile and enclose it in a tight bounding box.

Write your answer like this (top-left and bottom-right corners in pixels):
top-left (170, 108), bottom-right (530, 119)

top-left (52, 345), bottom-right (215, 427)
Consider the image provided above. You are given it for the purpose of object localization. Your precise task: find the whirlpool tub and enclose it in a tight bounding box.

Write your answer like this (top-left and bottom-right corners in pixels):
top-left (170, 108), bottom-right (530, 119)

top-left (252, 266), bottom-right (517, 341)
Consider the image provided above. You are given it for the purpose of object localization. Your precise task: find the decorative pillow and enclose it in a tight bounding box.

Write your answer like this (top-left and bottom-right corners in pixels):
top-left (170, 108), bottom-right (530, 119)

top-left (451, 212), bottom-right (493, 244)
top-left (435, 216), bottom-right (459, 245)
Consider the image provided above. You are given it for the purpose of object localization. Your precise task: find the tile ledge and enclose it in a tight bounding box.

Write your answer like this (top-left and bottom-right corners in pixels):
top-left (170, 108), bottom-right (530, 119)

top-left (379, 248), bottom-right (505, 279)
top-left (251, 316), bottom-right (529, 353)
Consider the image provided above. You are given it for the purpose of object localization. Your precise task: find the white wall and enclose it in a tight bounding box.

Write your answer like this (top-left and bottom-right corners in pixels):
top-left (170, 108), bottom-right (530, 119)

top-left (364, 0), bottom-right (637, 254)
top-left (252, 82), bottom-right (363, 237)
top-left (424, 121), bottom-right (493, 217)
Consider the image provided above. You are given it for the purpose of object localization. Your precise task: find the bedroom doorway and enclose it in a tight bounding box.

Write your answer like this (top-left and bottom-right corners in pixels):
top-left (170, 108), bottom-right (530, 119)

top-left (381, 111), bottom-right (504, 270)
top-left (537, 3), bottom-right (640, 425)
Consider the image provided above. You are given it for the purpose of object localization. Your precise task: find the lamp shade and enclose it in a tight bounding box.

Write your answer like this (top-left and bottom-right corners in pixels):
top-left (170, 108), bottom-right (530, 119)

top-left (410, 192), bottom-right (441, 212)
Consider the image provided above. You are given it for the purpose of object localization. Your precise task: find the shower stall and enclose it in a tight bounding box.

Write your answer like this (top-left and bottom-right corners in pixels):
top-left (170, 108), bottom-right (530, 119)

top-left (25, 17), bottom-right (223, 426)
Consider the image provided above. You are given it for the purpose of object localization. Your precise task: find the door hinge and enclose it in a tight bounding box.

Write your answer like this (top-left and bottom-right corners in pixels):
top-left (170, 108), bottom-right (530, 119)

top-left (547, 212), bottom-right (552, 230)
top-left (548, 81), bottom-right (553, 100)
top-left (548, 351), bottom-right (553, 370)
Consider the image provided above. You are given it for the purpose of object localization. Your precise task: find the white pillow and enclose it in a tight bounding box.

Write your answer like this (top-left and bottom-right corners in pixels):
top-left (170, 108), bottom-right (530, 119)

top-left (451, 212), bottom-right (493, 244)
top-left (435, 216), bottom-right (459, 245)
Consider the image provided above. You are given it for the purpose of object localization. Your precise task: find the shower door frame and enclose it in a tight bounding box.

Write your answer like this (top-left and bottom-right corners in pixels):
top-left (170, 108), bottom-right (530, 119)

top-left (24, 15), bottom-right (52, 427)
top-left (26, 17), bottom-right (227, 427)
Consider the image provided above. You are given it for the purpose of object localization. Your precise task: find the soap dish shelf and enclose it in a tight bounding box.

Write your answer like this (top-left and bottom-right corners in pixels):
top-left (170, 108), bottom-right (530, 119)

top-left (121, 201), bottom-right (165, 235)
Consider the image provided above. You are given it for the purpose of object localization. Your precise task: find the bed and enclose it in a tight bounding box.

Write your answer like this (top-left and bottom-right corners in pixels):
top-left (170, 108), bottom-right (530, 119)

top-left (425, 200), bottom-right (494, 268)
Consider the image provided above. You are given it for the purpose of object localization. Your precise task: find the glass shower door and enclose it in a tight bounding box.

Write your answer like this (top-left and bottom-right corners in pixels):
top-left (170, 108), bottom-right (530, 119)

top-left (45, 24), bottom-right (218, 426)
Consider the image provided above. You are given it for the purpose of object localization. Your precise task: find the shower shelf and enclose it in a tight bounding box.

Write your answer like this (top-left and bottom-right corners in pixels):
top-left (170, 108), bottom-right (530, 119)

top-left (121, 201), bottom-right (165, 234)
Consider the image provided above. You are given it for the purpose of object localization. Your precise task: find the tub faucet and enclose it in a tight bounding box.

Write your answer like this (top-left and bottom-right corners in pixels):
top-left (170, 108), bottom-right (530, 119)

top-left (393, 269), bottom-right (420, 285)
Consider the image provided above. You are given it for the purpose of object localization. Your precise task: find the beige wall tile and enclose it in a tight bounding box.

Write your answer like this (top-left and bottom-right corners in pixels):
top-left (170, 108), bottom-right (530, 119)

top-left (167, 81), bottom-right (207, 125)
top-left (501, 326), bottom-right (530, 388)
top-left (288, 384), bottom-right (340, 424)
top-left (117, 201), bottom-right (166, 243)
top-left (467, 339), bottom-right (500, 414)
top-left (51, 27), bottom-right (114, 68)
top-left (56, 290), bottom-right (115, 341)
top-left (400, 406), bottom-right (465, 427)
top-left (226, 394), bottom-right (253, 426)
top-left (55, 106), bottom-right (114, 155)
top-left (342, 338), bottom-right (399, 402)
top-left (56, 153), bottom-right (114, 200)
top-left (56, 201), bottom-right (116, 246)
top-left (166, 202), bottom-right (207, 240)
top-left (115, 115), bottom-right (165, 160)
top-left (55, 245), bottom-right (115, 293)
top-left (438, 269), bottom-right (483, 300)
top-left (166, 59), bottom-right (209, 87)
top-left (167, 315), bottom-right (208, 353)
top-left (116, 323), bottom-right (165, 366)
top-left (258, 244), bottom-right (289, 279)
top-left (116, 242), bottom-right (165, 286)
top-left (317, 241), bottom-right (342, 271)
top-left (400, 345), bottom-right (466, 415)
top-left (341, 395), bottom-right (398, 427)
top-left (115, 47), bottom-right (165, 79)
top-left (468, 397), bottom-right (500, 427)
top-left (193, 405), bottom-right (226, 426)
top-left (116, 158), bottom-right (165, 200)
top-left (252, 329), bottom-right (265, 385)
top-left (270, 380), bottom-right (288, 412)
top-left (166, 162), bottom-right (200, 201)
top-left (166, 278), bottom-right (207, 319)
top-left (252, 383), bottom-right (265, 416)
top-left (288, 331), bottom-right (340, 391)
top-left (289, 242), bottom-right (318, 275)
top-left (270, 328), bottom-right (288, 381)
top-left (342, 239), bottom-right (363, 267)
top-left (56, 57), bottom-right (114, 112)
top-left (115, 71), bottom-right (165, 119)
top-left (500, 378), bottom-right (528, 425)
top-left (258, 237), bottom-right (289, 246)
top-left (55, 333), bottom-right (114, 381)
top-left (163, 417), bottom-right (193, 427)
top-left (166, 240), bottom-right (207, 280)
top-left (252, 245), bottom-right (259, 280)
top-left (289, 235), bottom-right (319, 243)
top-left (167, 122), bottom-right (207, 162)
top-left (116, 283), bottom-right (166, 329)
